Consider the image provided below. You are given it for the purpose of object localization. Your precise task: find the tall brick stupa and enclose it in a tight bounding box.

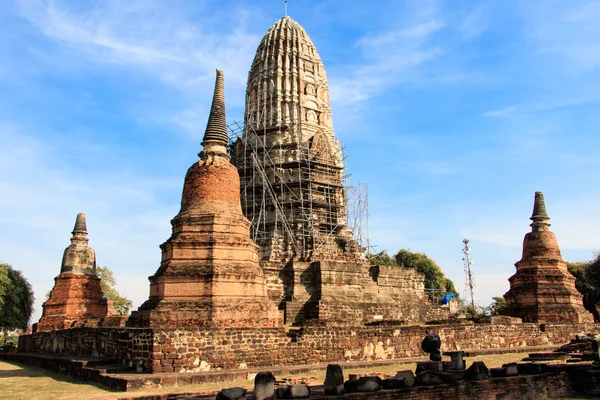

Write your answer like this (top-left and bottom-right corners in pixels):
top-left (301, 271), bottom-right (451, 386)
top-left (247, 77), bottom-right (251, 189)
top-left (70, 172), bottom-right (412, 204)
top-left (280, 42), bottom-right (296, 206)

top-left (504, 192), bottom-right (593, 323)
top-left (36, 213), bottom-right (108, 332)
top-left (128, 70), bottom-right (282, 329)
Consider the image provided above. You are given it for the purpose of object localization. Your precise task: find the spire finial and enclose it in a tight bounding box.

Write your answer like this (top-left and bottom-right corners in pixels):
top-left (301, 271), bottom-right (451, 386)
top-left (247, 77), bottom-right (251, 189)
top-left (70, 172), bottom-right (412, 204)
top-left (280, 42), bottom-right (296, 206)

top-left (200, 69), bottom-right (229, 159)
top-left (70, 212), bottom-right (89, 245)
top-left (285, 1), bottom-right (288, 16)
top-left (530, 191), bottom-right (551, 232)
top-left (72, 212), bottom-right (88, 236)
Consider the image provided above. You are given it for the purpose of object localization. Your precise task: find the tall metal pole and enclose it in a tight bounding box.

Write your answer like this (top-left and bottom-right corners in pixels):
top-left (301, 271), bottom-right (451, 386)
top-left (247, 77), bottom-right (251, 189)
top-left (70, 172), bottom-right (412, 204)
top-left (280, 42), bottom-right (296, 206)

top-left (462, 238), bottom-right (476, 309)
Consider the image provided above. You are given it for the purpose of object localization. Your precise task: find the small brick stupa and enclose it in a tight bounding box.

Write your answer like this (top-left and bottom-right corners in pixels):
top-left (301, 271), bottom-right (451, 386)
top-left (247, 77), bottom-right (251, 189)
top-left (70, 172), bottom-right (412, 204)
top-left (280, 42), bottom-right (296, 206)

top-left (36, 213), bottom-right (108, 332)
top-left (128, 70), bottom-right (282, 329)
top-left (504, 192), bottom-right (593, 323)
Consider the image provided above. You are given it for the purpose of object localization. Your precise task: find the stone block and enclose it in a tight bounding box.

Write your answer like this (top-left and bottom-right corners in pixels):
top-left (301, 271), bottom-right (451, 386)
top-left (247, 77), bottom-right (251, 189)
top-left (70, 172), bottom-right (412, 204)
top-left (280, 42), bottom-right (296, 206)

top-left (254, 371), bottom-right (275, 400)
top-left (415, 370), bottom-right (442, 386)
top-left (216, 387), bottom-right (247, 400)
top-left (517, 363), bottom-right (546, 375)
top-left (416, 361), bottom-right (443, 374)
top-left (380, 378), bottom-right (405, 389)
top-left (344, 376), bottom-right (381, 393)
top-left (394, 370), bottom-right (415, 387)
top-left (275, 384), bottom-right (310, 399)
top-left (502, 362), bottom-right (519, 376)
top-left (464, 361), bottom-right (489, 381)
top-left (323, 364), bottom-right (344, 395)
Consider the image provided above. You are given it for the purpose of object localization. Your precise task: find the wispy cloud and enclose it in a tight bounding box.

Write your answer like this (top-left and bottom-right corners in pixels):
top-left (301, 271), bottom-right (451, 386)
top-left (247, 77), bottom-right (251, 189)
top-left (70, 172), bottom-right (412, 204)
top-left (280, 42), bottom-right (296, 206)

top-left (484, 105), bottom-right (516, 117)
top-left (330, 19), bottom-right (446, 104)
top-left (15, 0), bottom-right (260, 94)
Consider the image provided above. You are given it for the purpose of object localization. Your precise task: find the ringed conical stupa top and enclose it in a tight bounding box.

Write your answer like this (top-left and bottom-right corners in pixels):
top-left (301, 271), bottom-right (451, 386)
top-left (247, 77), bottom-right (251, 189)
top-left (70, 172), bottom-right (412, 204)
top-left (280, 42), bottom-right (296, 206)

top-left (71, 212), bottom-right (88, 243)
top-left (202, 69), bottom-right (228, 147)
top-left (530, 191), bottom-right (551, 232)
top-left (60, 213), bottom-right (96, 275)
top-left (246, 16), bottom-right (334, 138)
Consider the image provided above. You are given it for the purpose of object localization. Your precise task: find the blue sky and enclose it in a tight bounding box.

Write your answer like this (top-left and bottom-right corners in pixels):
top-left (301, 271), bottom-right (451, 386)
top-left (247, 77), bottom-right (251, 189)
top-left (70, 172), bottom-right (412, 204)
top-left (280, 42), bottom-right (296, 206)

top-left (1, 0), bottom-right (599, 322)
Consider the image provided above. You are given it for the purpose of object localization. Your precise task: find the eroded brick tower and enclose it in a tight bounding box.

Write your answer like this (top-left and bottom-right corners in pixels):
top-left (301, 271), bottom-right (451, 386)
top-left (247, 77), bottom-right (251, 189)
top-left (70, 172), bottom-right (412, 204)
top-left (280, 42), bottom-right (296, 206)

top-left (504, 192), bottom-right (593, 323)
top-left (128, 70), bottom-right (281, 329)
top-left (231, 16), bottom-right (362, 264)
top-left (36, 213), bottom-right (108, 332)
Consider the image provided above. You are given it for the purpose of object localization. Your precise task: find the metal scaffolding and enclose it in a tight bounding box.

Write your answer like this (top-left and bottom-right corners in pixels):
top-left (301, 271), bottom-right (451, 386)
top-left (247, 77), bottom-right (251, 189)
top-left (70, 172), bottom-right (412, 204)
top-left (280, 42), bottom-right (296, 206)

top-left (228, 119), bottom-right (368, 261)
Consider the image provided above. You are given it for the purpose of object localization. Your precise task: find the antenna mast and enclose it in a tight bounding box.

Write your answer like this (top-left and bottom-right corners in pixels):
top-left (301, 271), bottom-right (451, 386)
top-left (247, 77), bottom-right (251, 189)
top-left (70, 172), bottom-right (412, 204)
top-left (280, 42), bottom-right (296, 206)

top-left (462, 238), bottom-right (476, 308)
top-left (284, 1), bottom-right (288, 16)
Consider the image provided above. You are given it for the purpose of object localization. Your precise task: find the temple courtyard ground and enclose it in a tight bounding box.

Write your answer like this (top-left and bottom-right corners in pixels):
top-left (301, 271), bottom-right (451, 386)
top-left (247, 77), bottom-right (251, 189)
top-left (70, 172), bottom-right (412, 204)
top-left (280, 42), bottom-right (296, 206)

top-left (1, 352), bottom-right (593, 400)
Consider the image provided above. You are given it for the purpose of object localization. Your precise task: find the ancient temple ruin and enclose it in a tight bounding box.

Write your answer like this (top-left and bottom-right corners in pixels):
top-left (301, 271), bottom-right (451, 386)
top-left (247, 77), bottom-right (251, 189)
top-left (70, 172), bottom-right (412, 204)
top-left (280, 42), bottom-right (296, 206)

top-left (15, 16), bottom-right (600, 386)
top-left (35, 213), bottom-right (108, 332)
top-left (504, 192), bottom-right (593, 323)
top-left (231, 16), bottom-right (446, 326)
top-left (128, 70), bottom-right (281, 329)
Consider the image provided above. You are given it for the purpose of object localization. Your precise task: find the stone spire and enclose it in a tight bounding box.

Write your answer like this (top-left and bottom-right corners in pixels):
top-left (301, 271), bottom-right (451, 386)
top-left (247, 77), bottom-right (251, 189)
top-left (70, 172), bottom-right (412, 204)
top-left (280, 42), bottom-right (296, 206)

top-left (504, 192), bottom-right (594, 324)
top-left (530, 191), bottom-right (550, 232)
top-left (61, 213), bottom-right (95, 274)
top-left (71, 212), bottom-right (89, 244)
top-left (128, 69), bottom-right (281, 330)
top-left (36, 213), bottom-right (108, 332)
top-left (200, 69), bottom-right (228, 160)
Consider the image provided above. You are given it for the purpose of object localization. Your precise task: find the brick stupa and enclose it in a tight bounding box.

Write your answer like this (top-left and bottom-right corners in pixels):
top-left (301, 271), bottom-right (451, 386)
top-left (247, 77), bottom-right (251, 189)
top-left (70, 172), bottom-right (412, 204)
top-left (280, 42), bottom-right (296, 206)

top-left (128, 70), bottom-right (282, 329)
top-left (504, 192), bottom-right (593, 323)
top-left (36, 213), bottom-right (108, 332)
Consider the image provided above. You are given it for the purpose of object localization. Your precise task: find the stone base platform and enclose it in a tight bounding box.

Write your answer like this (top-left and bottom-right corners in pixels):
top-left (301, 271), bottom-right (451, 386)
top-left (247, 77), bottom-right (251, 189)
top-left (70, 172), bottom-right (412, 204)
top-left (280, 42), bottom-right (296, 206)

top-left (0, 345), bottom-right (560, 392)
top-left (18, 323), bottom-right (599, 374)
top-left (2, 353), bottom-right (600, 399)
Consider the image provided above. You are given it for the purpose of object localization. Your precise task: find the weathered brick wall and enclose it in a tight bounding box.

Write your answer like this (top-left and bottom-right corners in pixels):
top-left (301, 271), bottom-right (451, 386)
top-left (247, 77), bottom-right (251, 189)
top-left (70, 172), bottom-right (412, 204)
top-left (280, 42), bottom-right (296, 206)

top-left (19, 328), bottom-right (154, 371)
top-left (19, 323), bottom-right (599, 373)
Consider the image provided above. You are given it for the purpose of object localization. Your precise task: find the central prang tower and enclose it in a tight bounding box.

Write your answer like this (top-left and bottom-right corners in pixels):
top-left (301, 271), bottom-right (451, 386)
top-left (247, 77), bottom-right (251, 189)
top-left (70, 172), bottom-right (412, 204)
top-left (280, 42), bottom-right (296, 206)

top-left (231, 16), bottom-right (434, 326)
top-left (231, 16), bottom-right (362, 265)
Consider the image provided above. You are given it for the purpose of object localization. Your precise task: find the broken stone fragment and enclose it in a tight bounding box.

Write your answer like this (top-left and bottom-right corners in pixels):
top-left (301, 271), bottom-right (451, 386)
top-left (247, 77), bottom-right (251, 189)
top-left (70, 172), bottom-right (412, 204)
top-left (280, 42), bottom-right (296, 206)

top-left (216, 387), bottom-right (246, 400)
top-left (254, 371), bottom-right (276, 400)
top-left (343, 376), bottom-right (381, 393)
top-left (323, 364), bottom-right (344, 395)
top-left (380, 378), bottom-right (405, 389)
top-left (394, 370), bottom-right (415, 387)
top-left (275, 384), bottom-right (310, 399)
top-left (464, 361), bottom-right (489, 381)
top-left (416, 361), bottom-right (443, 374)
top-left (516, 363), bottom-right (546, 375)
top-left (415, 370), bottom-right (442, 386)
top-left (447, 351), bottom-right (466, 370)
top-left (502, 362), bottom-right (519, 376)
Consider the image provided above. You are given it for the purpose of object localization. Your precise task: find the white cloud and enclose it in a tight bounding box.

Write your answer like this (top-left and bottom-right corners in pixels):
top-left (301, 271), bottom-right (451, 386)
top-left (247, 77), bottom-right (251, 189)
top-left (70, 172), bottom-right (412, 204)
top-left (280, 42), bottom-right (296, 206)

top-left (484, 105), bottom-right (516, 118)
top-left (15, 0), bottom-right (260, 93)
top-left (330, 12), bottom-right (446, 105)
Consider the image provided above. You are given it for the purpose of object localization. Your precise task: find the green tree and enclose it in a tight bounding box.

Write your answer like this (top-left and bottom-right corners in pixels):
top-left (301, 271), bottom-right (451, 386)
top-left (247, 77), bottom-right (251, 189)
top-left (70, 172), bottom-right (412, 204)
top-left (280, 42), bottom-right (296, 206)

top-left (368, 250), bottom-right (399, 267)
top-left (97, 266), bottom-right (133, 315)
top-left (486, 296), bottom-right (507, 315)
top-left (567, 253), bottom-right (600, 320)
top-left (0, 263), bottom-right (34, 331)
top-left (0, 263), bottom-right (10, 316)
top-left (394, 249), bottom-right (458, 299)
